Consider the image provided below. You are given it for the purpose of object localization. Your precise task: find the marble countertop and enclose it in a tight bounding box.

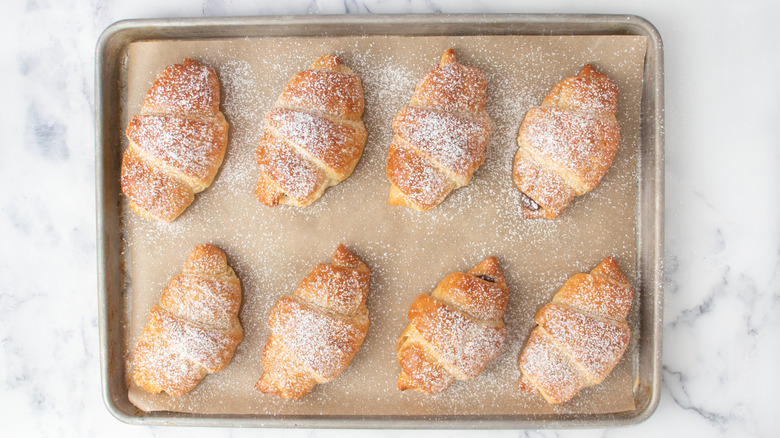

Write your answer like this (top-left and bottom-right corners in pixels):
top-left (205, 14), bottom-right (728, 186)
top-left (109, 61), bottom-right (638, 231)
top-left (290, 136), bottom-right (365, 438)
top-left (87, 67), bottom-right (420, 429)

top-left (2, 0), bottom-right (778, 436)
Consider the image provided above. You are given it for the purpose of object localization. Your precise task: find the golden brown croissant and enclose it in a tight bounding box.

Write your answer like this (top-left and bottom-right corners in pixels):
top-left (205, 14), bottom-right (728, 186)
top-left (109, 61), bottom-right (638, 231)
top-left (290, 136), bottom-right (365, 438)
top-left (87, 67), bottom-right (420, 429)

top-left (396, 257), bottom-right (509, 394)
top-left (132, 244), bottom-right (243, 397)
top-left (121, 59), bottom-right (229, 222)
top-left (386, 48), bottom-right (492, 211)
top-left (518, 257), bottom-right (633, 404)
top-left (255, 244), bottom-right (370, 399)
top-left (255, 55), bottom-right (367, 207)
top-left (512, 64), bottom-right (620, 219)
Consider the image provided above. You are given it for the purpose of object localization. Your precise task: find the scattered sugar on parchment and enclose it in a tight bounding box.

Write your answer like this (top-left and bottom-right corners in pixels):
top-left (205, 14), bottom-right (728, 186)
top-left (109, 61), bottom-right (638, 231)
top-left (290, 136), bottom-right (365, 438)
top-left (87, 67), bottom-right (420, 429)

top-left (122, 35), bottom-right (645, 416)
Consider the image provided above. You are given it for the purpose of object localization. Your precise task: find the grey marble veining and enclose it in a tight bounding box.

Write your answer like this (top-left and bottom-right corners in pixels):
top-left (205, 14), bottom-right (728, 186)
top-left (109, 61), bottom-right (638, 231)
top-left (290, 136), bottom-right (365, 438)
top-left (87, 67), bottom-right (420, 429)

top-left (1, 0), bottom-right (779, 437)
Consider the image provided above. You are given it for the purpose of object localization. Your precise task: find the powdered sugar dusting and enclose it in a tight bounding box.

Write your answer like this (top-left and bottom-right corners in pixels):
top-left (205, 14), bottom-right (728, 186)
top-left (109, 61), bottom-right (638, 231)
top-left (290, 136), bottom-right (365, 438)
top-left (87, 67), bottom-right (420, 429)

top-left (150, 306), bottom-right (239, 372)
top-left (555, 275), bottom-right (633, 320)
top-left (122, 59), bottom-right (228, 221)
top-left (387, 50), bottom-right (492, 208)
top-left (258, 247), bottom-right (370, 397)
top-left (277, 69), bottom-right (364, 120)
top-left (520, 107), bottom-right (619, 190)
top-left (386, 139), bottom-right (452, 209)
top-left (120, 148), bottom-right (193, 221)
top-left (536, 304), bottom-right (629, 381)
top-left (266, 108), bottom-right (364, 176)
top-left (394, 107), bottom-right (490, 179)
top-left (518, 259), bottom-right (633, 404)
top-left (397, 262), bottom-right (509, 394)
top-left (210, 58), bottom-right (266, 192)
top-left (296, 264), bottom-right (370, 316)
top-left (142, 59), bottom-right (219, 116)
top-left (255, 56), bottom-right (367, 207)
top-left (256, 131), bottom-right (326, 203)
top-left (398, 340), bottom-right (454, 394)
top-left (514, 64), bottom-right (621, 216)
top-left (435, 273), bottom-right (509, 322)
top-left (518, 329), bottom-right (585, 404)
top-left (127, 114), bottom-right (227, 182)
top-left (408, 295), bottom-right (505, 379)
top-left (160, 275), bottom-right (241, 330)
top-left (268, 297), bottom-right (367, 381)
top-left (132, 245), bottom-right (242, 397)
top-left (132, 324), bottom-right (206, 397)
top-left (409, 53), bottom-right (488, 114)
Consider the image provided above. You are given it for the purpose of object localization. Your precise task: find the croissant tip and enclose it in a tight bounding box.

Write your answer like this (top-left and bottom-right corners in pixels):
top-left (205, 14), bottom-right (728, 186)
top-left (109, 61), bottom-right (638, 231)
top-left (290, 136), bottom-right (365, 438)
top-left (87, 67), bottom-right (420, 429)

top-left (332, 244), bottom-right (368, 271)
top-left (312, 54), bottom-right (341, 71)
top-left (592, 256), bottom-right (630, 289)
top-left (397, 372), bottom-right (418, 392)
top-left (518, 374), bottom-right (535, 393)
top-left (593, 256), bottom-right (620, 274)
top-left (388, 184), bottom-right (432, 211)
top-left (254, 174), bottom-right (282, 207)
top-left (579, 63), bottom-right (605, 79)
top-left (334, 242), bottom-right (349, 254)
top-left (600, 255), bottom-right (616, 264)
top-left (483, 256), bottom-right (500, 265)
top-left (185, 244), bottom-right (227, 274)
top-left (195, 243), bottom-right (220, 252)
top-left (440, 48), bottom-right (457, 66)
top-left (470, 256), bottom-right (503, 276)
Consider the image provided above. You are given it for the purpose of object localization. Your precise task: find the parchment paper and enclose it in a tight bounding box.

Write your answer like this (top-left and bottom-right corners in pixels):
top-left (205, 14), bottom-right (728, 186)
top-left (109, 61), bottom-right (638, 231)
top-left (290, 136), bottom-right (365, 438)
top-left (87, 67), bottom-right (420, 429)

top-left (122, 34), bottom-right (648, 418)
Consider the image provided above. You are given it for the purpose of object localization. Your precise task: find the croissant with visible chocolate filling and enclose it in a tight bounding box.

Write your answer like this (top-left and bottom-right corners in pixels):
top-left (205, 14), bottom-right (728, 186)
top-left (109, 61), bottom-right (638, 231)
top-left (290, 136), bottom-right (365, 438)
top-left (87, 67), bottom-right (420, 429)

top-left (396, 257), bottom-right (509, 394)
top-left (512, 64), bottom-right (620, 219)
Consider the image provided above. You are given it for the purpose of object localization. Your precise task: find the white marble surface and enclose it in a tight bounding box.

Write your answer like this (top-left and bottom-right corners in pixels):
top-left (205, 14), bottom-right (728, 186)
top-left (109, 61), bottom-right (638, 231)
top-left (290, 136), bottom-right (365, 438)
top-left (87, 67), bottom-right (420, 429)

top-left (1, 0), bottom-right (778, 436)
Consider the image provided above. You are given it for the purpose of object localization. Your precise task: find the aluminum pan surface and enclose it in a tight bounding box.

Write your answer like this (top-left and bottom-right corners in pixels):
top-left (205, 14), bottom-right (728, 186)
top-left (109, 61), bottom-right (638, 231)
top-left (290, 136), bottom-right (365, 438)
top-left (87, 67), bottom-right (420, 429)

top-left (95, 13), bottom-right (664, 429)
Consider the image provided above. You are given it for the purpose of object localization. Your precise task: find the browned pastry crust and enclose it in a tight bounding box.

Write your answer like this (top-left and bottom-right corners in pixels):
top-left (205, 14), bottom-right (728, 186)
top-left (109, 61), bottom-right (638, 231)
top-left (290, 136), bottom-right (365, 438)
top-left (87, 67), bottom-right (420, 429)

top-left (255, 55), bottom-right (367, 207)
top-left (512, 64), bottom-right (620, 219)
top-left (255, 244), bottom-right (371, 399)
top-left (517, 257), bottom-right (633, 404)
top-left (396, 257), bottom-right (509, 394)
top-left (132, 245), bottom-right (243, 397)
top-left (386, 48), bottom-right (493, 211)
top-left (121, 59), bottom-right (229, 222)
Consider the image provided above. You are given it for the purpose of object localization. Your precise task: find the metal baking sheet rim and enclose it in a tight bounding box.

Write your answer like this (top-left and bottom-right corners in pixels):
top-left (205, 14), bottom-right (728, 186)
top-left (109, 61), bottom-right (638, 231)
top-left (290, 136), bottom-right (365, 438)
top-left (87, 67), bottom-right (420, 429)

top-left (95, 13), bottom-right (664, 429)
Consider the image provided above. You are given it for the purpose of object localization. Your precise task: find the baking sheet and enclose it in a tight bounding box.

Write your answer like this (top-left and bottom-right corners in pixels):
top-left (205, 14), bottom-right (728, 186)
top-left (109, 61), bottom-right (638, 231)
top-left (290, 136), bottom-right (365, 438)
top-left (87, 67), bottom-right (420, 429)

top-left (119, 34), bottom-right (648, 417)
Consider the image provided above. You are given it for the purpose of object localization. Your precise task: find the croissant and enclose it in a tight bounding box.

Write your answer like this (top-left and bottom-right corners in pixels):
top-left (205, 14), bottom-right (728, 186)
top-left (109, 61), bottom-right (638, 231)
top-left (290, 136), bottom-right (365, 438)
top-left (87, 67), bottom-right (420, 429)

top-left (386, 48), bottom-right (492, 211)
top-left (255, 55), bottom-right (367, 207)
top-left (518, 257), bottom-right (633, 404)
top-left (132, 244), bottom-right (243, 397)
top-left (512, 64), bottom-right (620, 219)
top-left (255, 244), bottom-right (370, 399)
top-left (121, 59), bottom-right (229, 222)
top-left (396, 257), bottom-right (509, 394)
